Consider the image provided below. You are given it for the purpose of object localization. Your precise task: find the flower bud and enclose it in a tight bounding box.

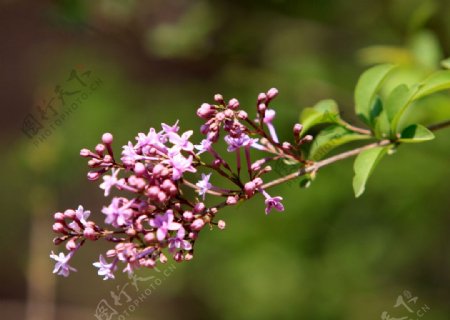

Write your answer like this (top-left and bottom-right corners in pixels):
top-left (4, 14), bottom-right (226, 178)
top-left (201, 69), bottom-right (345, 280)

top-left (244, 181), bottom-right (256, 197)
top-left (54, 212), bottom-right (65, 222)
top-left (84, 227), bottom-right (97, 240)
top-left (87, 171), bottom-right (101, 181)
top-left (102, 133), bottom-right (113, 144)
top-left (214, 94), bottom-right (224, 104)
top-left (80, 148), bottom-right (91, 157)
top-left (197, 103), bottom-right (215, 119)
top-left (191, 218), bottom-right (205, 231)
top-left (226, 195), bottom-right (237, 205)
top-left (134, 162), bottom-right (146, 176)
top-left (218, 220), bottom-right (226, 230)
top-left (64, 209), bottom-right (76, 219)
top-left (53, 222), bottom-right (65, 233)
top-left (266, 87), bottom-right (279, 100)
top-left (66, 238), bottom-right (77, 251)
top-left (228, 98), bottom-right (240, 110)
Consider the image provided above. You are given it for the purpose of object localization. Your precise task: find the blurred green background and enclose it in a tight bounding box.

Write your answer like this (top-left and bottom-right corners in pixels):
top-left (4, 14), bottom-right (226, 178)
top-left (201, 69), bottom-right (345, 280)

top-left (1, 0), bottom-right (450, 319)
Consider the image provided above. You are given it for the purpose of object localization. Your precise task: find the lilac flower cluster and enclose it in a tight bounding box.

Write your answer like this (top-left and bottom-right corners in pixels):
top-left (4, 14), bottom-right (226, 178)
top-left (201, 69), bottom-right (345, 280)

top-left (51, 88), bottom-right (313, 279)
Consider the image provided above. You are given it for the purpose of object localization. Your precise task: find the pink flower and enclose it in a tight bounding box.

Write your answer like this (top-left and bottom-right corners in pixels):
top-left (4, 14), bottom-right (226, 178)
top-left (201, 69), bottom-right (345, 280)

top-left (264, 196), bottom-right (284, 214)
top-left (99, 168), bottom-right (121, 197)
top-left (93, 255), bottom-right (116, 280)
top-left (102, 197), bottom-right (134, 227)
top-left (168, 150), bottom-right (196, 180)
top-left (150, 210), bottom-right (182, 241)
top-left (196, 173), bottom-right (212, 199)
top-left (168, 227), bottom-right (192, 253)
top-left (75, 205), bottom-right (91, 226)
top-left (50, 251), bottom-right (77, 277)
top-left (161, 121), bottom-right (180, 134)
top-left (167, 130), bottom-right (194, 151)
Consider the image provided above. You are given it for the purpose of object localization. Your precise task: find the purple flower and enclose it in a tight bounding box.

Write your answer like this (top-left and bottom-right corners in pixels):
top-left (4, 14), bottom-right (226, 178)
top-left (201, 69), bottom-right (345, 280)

top-left (168, 130), bottom-right (194, 151)
top-left (196, 173), bottom-right (212, 199)
top-left (161, 121), bottom-right (180, 134)
top-left (263, 109), bottom-right (279, 143)
top-left (136, 128), bottom-right (166, 154)
top-left (93, 255), bottom-right (116, 280)
top-left (167, 149), bottom-right (196, 180)
top-left (168, 227), bottom-right (192, 253)
top-left (259, 188), bottom-right (284, 214)
top-left (224, 134), bottom-right (260, 152)
top-left (150, 210), bottom-right (181, 241)
top-left (102, 197), bottom-right (134, 227)
top-left (121, 141), bottom-right (139, 165)
top-left (99, 168), bottom-right (121, 197)
top-left (75, 205), bottom-right (90, 226)
top-left (194, 139), bottom-right (212, 155)
top-left (50, 251), bottom-right (77, 277)
top-left (264, 196), bottom-right (284, 214)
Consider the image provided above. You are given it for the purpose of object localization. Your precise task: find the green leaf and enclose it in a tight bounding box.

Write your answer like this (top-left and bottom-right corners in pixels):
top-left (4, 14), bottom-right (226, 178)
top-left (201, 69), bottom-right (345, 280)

top-left (308, 126), bottom-right (371, 161)
top-left (353, 146), bottom-right (388, 198)
top-left (355, 64), bottom-right (396, 125)
top-left (398, 124), bottom-right (435, 143)
top-left (385, 84), bottom-right (418, 134)
top-left (299, 99), bottom-right (340, 135)
top-left (414, 70), bottom-right (450, 99)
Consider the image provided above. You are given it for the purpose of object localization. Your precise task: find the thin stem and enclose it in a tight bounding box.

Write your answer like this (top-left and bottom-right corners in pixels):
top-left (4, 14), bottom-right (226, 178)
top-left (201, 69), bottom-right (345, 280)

top-left (427, 119), bottom-right (450, 132)
top-left (261, 118), bottom-right (450, 190)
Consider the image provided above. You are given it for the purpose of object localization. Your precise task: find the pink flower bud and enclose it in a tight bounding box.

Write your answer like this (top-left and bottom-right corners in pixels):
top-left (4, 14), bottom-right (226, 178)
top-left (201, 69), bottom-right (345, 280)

top-left (193, 202), bottom-right (205, 214)
top-left (102, 133), bottom-right (113, 144)
top-left (87, 171), bottom-right (101, 181)
top-left (134, 162), bottom-right (146, 176)
top-left (228, 98), bottom-right (240, 110)
top-left (53, 222), bottom-right (65, 233)
top-left (188, 232), bottom-right (198, 239)
top-left (159, 253), bottom-right (168, 263)
top-left (95, 144), bottom-right (105, 155)
top-left (157, 191), bottom-right (167, 202)
top-left (54, 212), bottom-right (65, 221)
top-left (244, 181), bottom-right (256, 197)
top-left (253, 177), bottom-right (263, 187)
top-left (258, 92), bottom-right (267, 103)
top-left (266, 87), bottom-right (279, 100)
top-left (226, 196), bottom-right (238, 205)
top-left (80, 148), bottom-right (91, 157)
top-left (258, 103), bottom-right (267, 113)
top-left (224, 109), bottom-right (234, 118)
top-left (293, 123), bottom-right (303, 136)
top-left (183, 211), bottom-right (194, 221)
top-left (191, 218), bottom-right (205, 231)
top-left (146, 186), bottom-right (160, 200)
top-left (84, 227), bottom-right (97, 240)
top-left (218, 220), bottom-right (226, 230)
top-left (214, 94), bottom-right (224, 104)
top-left (263, 109), bottom-right (276, 123)
top-left (66, 238), bottom-right (77, 251)
top-left (216, 112), bottom-right (225, 121)
top-left (185, 253), bottom-right (194, 261)
top-left (64, 209), bottom-right (76, 219)
top-left (197, 103), bottom-right (215, 119)
top-left (237, 110), bottom-right (248, 119)
top-left (144, 232), bottom-right (156, 243)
